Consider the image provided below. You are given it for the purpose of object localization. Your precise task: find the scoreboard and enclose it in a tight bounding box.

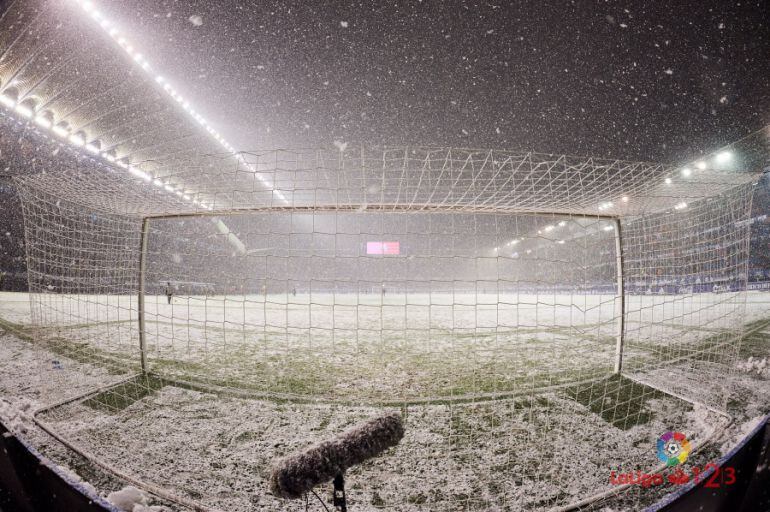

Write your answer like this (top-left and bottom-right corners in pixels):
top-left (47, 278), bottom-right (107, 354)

top-left (366, 241), bottom-right (400, 255)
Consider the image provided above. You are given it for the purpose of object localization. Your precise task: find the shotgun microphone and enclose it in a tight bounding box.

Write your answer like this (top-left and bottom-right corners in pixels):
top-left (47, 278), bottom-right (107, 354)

top-left (269, 412), bottom-right (404, 500)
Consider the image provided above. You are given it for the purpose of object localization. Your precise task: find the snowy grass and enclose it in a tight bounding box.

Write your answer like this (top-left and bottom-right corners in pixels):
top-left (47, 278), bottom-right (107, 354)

top-left (2, 291), bottom-right (769, 511)
top-left (14, 290), bottom-right (760, 404)
top-left (39, 375), bottom-right (712, 511)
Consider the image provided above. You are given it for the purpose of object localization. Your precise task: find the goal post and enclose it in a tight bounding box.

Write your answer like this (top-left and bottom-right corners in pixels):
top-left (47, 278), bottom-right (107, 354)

top-left (132, 206), bottom-right (628, 401)
top-left (138, 217), bottom-right (150, 373)
top-left (614, 216), bottom-right (625, 374)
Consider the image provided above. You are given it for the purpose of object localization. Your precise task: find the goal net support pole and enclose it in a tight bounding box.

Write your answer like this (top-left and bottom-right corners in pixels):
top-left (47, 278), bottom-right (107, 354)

top-left (613, 217), bottom-right (625, 374)
top-left (138, 217), bottom-right (149, 373)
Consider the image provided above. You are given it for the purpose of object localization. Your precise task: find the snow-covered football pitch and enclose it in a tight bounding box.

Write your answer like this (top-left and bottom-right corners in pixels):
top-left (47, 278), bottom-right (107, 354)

top-left (1, 291), bottom-right (769, 511)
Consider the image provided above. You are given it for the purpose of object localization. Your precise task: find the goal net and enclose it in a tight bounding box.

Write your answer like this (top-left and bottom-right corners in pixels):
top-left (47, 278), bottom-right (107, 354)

top-left (13, 143), bottom-right (764, 511)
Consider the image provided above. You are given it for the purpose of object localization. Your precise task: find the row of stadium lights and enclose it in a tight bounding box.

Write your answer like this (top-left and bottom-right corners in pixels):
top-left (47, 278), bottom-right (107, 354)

top-left (492, 218), bottom-right (616, 254)
top-left (497, 146), bottom-right (730, 254)
top-left (0, 84), bottom-right (216, 210)
top-left (596, 150), bottom-right (734, 214)
top-left (492, 149), bottom-right (737, 254)
top-left (71, 0), bottom-right (288, 206)
top-left (4, 0), bottom-right (739, 216)
top-left (0, 0), bottom-right (288, 211)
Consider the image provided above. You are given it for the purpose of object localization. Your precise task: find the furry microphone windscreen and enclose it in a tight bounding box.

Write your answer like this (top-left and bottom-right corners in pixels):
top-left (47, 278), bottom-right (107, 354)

top-left (269, 412), bottom-right (405, 499)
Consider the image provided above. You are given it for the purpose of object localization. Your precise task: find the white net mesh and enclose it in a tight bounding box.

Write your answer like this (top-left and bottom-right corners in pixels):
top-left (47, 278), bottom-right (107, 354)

top-left (8, 137), bottom-right (769, 511)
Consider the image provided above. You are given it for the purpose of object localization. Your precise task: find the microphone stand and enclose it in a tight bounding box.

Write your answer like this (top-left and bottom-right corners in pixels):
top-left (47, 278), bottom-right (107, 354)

top-left (332, 473), bottom-right (347, 512)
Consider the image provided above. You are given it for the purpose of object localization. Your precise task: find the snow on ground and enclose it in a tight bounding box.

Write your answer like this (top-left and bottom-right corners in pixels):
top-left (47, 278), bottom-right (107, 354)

top-left (0, 291), bottom-right (32, 324)
top-left (107, 486), bottom-right (170, 512)
top-left (0, 396), bottom-right (35, 435)
top-left (37, 378), bottom-right (721, 511)
top-left (737, 356), bottom-right (769, 377)
top-left (10, 290), bottom-right (763, 402)
top-left (0, 290), bottom-right (768, 511)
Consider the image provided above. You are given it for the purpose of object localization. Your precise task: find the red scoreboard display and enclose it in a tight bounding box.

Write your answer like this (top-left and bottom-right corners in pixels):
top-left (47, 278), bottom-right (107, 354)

top-left (366, 241), bottom-right (400, 255)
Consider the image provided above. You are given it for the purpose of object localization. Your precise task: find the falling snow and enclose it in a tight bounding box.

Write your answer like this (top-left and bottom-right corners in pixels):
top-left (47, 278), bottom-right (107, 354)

top-left (0, 1), bottom-right (770, 511)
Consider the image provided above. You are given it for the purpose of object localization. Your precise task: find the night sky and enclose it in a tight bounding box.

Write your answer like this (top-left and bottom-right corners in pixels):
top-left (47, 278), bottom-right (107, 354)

top-left (95, 0), bottom-right (770, 164)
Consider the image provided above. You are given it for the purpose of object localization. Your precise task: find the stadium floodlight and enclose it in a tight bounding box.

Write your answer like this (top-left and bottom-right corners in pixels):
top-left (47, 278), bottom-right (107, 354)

top-left (674, 202), bottom-right (688, 210)
top-left (558, 221), bottom-right (566, 227)
top-left (0, 94), bottom-right (15, 108)
top-left (621, 195), bottom-right (629, 202)
top-left (84, 139), bottom-right (102, 154)
top-left (34, 110), bottom-right (54, 128)
top-left (15, 99), bottom-right (36, 118)
top-left (681, 167), bottom-right (692, 177)
top-left (665, 177), bottom-right (672, 184)
top-left (598, 201), bottom-right (614, 211)
top-left (69, 131), bottom-right (87, 146)
top-left (696, 160), bottom-right (707, 170)
top-left (0, 87), bottom-right (18, 108)
top-left (52, 121), bottom-right (71, 138)
top-left (128, 165), bottom-right (152, 182)
top-left (70, 0), bottom-right (288, 206)
top-left (715, 150), bottom-right (732, 163)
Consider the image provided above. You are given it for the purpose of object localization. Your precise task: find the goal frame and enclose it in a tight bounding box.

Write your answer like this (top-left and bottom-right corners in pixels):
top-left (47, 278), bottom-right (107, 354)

top-left (134, 206), bottom-right (626, 378)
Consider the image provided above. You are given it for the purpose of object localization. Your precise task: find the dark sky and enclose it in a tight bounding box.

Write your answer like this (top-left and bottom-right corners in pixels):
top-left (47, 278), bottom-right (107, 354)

top-left (97, 0), bottom-right (769, 163)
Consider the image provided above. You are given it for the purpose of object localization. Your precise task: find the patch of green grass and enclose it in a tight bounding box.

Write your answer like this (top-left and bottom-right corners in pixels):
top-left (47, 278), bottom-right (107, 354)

top-left (629, 318), bottom-right (770, 371)
top-left (737, 319), bottom-right (770, 359)
top-left (84, 374), bottom-right (167, 412)
top-left (564, 374), bottom-right (674, 430)
top-left (371, 492), bottom-right (385, 507)
top-left (0, 316), bottom-right (32, 340)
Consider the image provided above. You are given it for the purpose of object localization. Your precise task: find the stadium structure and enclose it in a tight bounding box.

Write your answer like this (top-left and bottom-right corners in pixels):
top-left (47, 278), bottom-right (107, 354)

top-left (0, 1), bottom-right (769, 511)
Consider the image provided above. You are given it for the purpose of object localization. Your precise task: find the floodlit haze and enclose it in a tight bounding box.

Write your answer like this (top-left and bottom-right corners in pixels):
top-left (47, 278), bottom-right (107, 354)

top-left (99, 0), bottom-right (769, 162)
